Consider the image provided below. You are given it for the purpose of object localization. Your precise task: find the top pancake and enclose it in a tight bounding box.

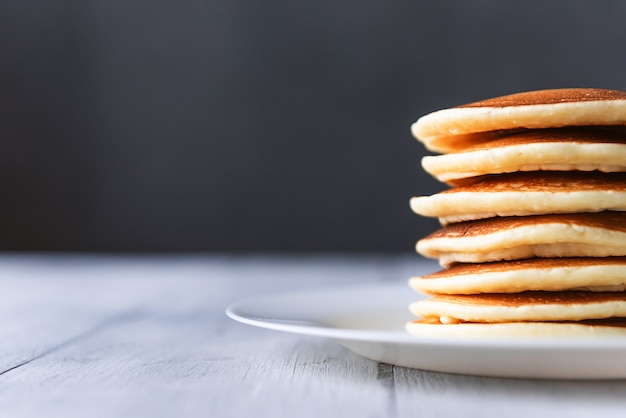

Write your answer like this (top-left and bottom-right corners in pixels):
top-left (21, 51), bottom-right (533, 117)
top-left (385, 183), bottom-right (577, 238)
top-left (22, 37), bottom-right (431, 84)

top-left (421, 127), bottom-right (626, 185)
top-left (412, 88), bottom-right (626, 153)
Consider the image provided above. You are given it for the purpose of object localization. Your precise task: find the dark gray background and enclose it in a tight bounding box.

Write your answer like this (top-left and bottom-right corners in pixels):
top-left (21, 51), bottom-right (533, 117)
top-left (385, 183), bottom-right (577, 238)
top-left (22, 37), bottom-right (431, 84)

top-left (2, 1), bottom-right (626, 252)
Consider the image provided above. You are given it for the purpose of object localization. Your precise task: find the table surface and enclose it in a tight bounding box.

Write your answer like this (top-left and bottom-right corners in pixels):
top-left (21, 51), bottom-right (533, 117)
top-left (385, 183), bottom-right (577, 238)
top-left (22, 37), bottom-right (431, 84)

top-left (1, 253), bottom-right (626, 417)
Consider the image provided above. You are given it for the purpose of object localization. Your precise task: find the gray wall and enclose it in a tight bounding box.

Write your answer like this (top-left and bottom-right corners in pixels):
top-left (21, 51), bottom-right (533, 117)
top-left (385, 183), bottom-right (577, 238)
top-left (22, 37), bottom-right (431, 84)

top-left (2, 1), bottom-right (626, 252)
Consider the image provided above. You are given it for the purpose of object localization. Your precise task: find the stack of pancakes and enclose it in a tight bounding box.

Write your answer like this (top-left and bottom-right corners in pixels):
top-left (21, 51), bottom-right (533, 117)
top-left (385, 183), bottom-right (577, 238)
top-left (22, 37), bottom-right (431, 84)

top-left (407, 88), bottom-right (626, 338)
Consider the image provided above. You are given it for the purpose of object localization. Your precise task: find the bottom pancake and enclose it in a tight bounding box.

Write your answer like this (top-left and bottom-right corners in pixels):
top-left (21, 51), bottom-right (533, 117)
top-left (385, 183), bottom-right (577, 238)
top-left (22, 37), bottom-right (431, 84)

top-left (406, 317), bottom-right (626, 339)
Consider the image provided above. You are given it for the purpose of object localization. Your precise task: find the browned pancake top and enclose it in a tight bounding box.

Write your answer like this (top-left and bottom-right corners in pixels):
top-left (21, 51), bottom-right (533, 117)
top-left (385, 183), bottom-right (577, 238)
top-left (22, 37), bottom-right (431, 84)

top-left (441, 171), bottom-right (626, 194)
top-left (421, 257), bottom-right (626, 279)
top-left (461, 127), bottom-right (626, 151)
top-left (422, 212), bottom-right (626, 240)
top-left (456, 88), bottom-right (626, 109)
top-left (432, 291), bottom-right (626, 307)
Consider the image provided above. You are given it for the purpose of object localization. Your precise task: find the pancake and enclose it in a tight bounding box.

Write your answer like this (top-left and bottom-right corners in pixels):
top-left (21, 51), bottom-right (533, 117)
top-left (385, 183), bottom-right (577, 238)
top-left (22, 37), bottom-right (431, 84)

top-left (406, 317), bottom-right (626, 339)
top-left (421, 128), bottom-right (626, 185)
top-left (416, 212), bottom-right (626, 266)
top-left (409, 291), bottom-right (626, 323)
top-left (410, 171), bottom-right (626, 224)
top-left (409, 257), bottom-right (626, 295)
top-left (411, 88), bottom-right (626, 153)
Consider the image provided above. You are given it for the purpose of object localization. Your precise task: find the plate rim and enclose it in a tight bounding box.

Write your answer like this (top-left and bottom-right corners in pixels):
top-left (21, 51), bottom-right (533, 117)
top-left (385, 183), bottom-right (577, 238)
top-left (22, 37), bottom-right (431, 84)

top-left (225, 281), bottom-right (626, 351)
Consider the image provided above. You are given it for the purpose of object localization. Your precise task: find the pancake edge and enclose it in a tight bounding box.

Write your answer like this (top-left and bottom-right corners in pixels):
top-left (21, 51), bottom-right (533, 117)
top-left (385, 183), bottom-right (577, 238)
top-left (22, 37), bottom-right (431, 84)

top-left (412, 100), bottom-right (626, 146)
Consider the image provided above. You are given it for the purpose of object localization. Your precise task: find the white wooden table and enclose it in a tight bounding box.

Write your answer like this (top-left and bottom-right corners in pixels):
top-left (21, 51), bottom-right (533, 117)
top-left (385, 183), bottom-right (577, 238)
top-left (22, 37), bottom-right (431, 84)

top-left (1, 254), bottom-right (625, 417)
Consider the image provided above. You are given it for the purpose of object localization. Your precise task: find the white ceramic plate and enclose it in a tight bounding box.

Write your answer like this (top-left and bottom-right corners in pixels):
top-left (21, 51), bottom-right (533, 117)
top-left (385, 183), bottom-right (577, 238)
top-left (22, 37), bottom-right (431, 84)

top-left (226, 282), bottom-right (626, 379)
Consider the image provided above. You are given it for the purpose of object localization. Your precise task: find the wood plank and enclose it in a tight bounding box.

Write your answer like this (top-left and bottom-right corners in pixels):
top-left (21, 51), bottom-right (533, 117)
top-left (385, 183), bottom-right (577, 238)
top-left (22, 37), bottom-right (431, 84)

top-left (394, 366), bottom-right (626, 418)
top-left (0, 255), bottom-right (178, 372)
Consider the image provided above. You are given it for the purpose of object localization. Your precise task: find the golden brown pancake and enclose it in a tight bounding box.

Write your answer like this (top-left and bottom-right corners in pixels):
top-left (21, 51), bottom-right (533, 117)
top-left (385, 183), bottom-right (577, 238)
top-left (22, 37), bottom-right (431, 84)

top-left (409, 291), bottom-right (626, 323)
top-left (410, 171), bottom-right (626, 224)
top-left (421, 127), bottom-right (626, 185)
top-left (406, 317), bottom-right (626, 339)
top-left (412, 88), bottom-right (626, 153)
top-left (409, 257), bottom-right (626, 294)
top-left (416, 212), bottom-right (626, 265)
